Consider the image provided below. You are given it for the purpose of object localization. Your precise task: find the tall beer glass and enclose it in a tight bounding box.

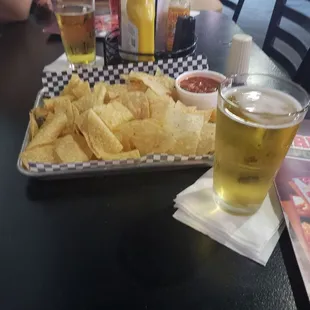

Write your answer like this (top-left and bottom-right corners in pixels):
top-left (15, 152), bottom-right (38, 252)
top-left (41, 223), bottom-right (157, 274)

top-left (214, 74), bottom-right (309, 215)
top-left (53, 0), bottom-right (96, 68)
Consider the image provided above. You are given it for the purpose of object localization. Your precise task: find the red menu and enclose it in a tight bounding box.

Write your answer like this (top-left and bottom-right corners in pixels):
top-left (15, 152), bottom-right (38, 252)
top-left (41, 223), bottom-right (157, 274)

top-left (275, 119), bottom-right (310, 299)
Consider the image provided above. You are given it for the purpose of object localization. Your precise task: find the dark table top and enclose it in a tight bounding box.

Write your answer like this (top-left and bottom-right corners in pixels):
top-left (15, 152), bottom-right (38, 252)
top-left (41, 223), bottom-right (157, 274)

top-left (0, 11), bottom-right (309, 310)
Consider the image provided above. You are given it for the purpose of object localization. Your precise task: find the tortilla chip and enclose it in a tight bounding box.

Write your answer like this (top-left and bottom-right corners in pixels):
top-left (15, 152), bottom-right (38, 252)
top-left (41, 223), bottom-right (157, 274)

top-left (196, 123), bottom-right (216, 155)
top-left (164, 107), bottom-right (204, 155)
top-left (72, 133), bottom-right (93, 159)
top-left (29, 112), bottom-right (38, 140)
top-left (209, 108), bottom-right (216, 122)
top-left (93, 100), bottom-right (134, 130)
top-left (128, 71), bottom-right (169, 96)
top-left (73, 94), bottom-right (94, 113)
top-left (86, 110), bottom-right (123, 157)
top-left (71, 81), bottom-right (91, 99)
top-left (115, 119), bottom-right (175, 155)
top-left (27, 113), bottom-right (67, 150)
top-left (107, 84), bottom-right (128, 100)
top-left (33, 107), bottom-right (49, 119)
top-left (61, 74), bottom-right (83, 96)
top-left (121, 91), bottom-right (150, 119)
top-left (21, 144), bottom-right (57, 169)
top-left (55, 134), bottom-right (89, 162)
top-left (93, 82), bottom-right (107, 105)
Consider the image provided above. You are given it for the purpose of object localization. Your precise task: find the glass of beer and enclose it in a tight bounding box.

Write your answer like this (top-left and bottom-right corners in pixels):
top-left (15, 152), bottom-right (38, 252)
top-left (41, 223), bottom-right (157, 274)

top-left (53, 0), bottom-right (96, 68)
top-left (214, 74), bottom-right (309, 215)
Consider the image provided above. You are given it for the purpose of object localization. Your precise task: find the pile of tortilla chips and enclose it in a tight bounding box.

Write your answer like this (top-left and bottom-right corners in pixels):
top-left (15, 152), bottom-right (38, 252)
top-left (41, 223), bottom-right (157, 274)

top-left (20, 69), bottom-right (216, 170)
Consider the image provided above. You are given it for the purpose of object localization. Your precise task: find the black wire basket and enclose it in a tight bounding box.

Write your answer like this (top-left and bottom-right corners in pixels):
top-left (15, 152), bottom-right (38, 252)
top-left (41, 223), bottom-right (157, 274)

top-left (104, 29), bottom-right (198, 65)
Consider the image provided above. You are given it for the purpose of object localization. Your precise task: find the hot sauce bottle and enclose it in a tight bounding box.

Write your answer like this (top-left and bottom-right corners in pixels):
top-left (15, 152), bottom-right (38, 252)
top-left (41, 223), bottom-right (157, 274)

top-left (166, 0), bottom-right (190, 52)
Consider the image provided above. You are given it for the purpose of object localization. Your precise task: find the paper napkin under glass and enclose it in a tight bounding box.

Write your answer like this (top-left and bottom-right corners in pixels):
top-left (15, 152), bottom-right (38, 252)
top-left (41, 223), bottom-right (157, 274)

top-left (43, 53), bottom-right (105, 72)
top-left (173, 169), bottom-right (284, 265)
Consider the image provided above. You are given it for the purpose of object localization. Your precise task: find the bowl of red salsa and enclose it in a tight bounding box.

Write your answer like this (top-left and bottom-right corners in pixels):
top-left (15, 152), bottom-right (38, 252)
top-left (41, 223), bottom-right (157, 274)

top-left (176, 70), bottom-right (226, 109)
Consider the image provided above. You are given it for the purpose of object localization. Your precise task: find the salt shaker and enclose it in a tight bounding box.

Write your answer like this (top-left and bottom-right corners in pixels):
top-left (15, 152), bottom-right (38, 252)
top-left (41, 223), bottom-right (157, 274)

top-left (226, 34), bottom-right (252, 77)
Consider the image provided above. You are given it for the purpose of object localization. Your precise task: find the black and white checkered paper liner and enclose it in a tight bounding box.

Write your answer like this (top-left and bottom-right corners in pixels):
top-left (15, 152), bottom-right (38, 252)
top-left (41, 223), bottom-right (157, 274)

top-left (28, 154), bottom-right (213, 173)
top-left (42, 55), bottom-right (208, 97)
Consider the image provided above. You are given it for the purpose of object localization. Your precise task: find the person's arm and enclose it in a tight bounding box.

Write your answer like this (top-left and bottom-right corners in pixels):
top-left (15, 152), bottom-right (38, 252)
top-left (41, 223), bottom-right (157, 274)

top-left (0, 0), bottom-right (33, 23)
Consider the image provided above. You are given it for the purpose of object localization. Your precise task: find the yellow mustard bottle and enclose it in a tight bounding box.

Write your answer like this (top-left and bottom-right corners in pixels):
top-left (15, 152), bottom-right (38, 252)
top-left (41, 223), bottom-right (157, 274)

top-left (126, 0), bottom-right (155, 61)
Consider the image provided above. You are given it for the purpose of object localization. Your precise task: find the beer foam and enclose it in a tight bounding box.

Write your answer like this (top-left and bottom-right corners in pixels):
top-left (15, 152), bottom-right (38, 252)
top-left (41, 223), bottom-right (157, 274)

top-left (221, 86), bottom-right (305, 129)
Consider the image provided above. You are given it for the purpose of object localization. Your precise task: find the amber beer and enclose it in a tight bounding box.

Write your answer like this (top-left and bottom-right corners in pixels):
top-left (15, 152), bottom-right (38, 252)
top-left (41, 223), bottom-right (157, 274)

top-left (214, 79), bottom-right (308, 215)
top-left (55, 3), bottom-right (95, 66)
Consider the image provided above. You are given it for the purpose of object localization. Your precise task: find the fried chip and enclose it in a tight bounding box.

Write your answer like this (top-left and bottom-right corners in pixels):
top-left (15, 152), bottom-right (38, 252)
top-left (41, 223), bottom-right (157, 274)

top-left (43, 95), bottom-right (74, 112)
top-left (121, 91), bottom-right (150, 119)
top-left (164, 107), bottom-right (204, 155)
top-left (72, 133), bottom-right (93, 159)
top-left (33, 107), bottom-right (49, 119)
top-left (29, 112), bottom-right (38, 140)
top-left (21, 144), bottom-right (57, 169)
top-left (73, 94), bottom-right (94, 113)
top-left (93, 100), bottom-right (134, 130)
top-left (128, 71), bottom-right (169, 96)
top-left (27, 113), bottom-right (67, 150)
top-left (146, 89), bottom-right (175, 122)
top-left (101, 149), bottom-right (140, 160)
top-left (193, 109), bottom-right (213, 122)
top-left (116, 119), bottom-right (175, 155)
top-left (127, 80), bottom-right (148, 92)
top-left (107, 84), bottom-right (128, 100)
top-left (61, 74), bottom-right (83, 96)
top-left (55, 134), bottom-right (89, 162)
top-left (72, 81), bottom-right (91, 99)
top-left (196, 123), bottom-right (216, 155)
top-left (85, 110), bottom-right (123, 157)
top-left (209, 108), bottom-right (217, 122)
top-left (93, 82), bottom-right (107, 105)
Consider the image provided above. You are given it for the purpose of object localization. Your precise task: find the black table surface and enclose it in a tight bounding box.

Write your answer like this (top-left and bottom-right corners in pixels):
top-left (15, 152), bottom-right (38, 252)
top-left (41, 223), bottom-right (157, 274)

top-left (0, 11), bottom-right (309, 310)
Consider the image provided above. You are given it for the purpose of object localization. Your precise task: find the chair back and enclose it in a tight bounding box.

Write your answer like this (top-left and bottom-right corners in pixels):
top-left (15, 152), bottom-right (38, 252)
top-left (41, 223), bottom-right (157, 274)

top-left (221, 0), bottom-right (245, 22)
top-left (263, 0), bottom-right (310, 78)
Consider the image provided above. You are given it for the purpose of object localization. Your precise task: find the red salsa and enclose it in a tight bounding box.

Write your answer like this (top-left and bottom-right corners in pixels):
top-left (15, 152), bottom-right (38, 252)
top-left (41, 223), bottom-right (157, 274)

top-left (180, 76), bottom-right (220, 93)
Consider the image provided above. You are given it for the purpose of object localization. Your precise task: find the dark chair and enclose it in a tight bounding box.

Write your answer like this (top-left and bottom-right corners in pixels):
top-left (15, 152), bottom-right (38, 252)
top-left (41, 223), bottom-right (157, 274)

top-left (221, 0), bottom-right (245, 22)
top-left (263, 0), bottom-right (310, 79)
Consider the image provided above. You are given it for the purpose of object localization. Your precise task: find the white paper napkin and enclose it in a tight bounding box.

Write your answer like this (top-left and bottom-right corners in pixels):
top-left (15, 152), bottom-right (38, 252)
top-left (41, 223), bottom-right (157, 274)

top-left (44, 53), bottom-right (105, 72)
top-left (173, 169), bottom-right (284, 265)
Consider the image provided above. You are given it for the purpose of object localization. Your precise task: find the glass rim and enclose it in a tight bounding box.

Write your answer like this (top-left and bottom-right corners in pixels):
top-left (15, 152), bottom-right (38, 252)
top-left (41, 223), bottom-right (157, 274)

top-left (219, 73), bottom-right (310, 117)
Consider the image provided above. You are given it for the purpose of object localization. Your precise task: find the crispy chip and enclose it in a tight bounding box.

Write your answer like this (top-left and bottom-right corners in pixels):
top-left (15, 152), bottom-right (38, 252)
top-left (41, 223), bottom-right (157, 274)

top-left (43, 95), bottom-right (74, 112)
top-left (128, 71), bottom-right (169, 96)
top-left (72, 133), bottom-right (93, 159)
top-left (93, 100), bottom-right (134, 130)
top-left (73, 94), bottom-right (94, 113)
top-left (33, 107), bottom-right (49, 119)
top-left (101, 149), bottom-right (140, 160)
top-left (127, 80), bottom-right (148, 92)
top-left (193, 109), bottom-right (213, 122)
top-left (29, 112), bottom-right (38, 140)
top-left (71, 81), bottom-right (91, 99)
top-left (164, 107), bottom-right (204, 155)
top-left (116, 119), bottom-right (175, 155)
top-left (42, 112), bottom-right (55, 128)
top-left (196, 123), bottom-right (216, 155)
top-left (146, 89), bottom-right (175, 122)
top-left (121, 91), bottom-right (150, 119)
top-left (93, 82), bottom-right (107, 105)
top-left (21, 144), bottom-right (57, 169)
top-left (27, 113), bottom-right (67, 150)
top-left (107, 84), bottom-right (128, 100)
top-left (55, 135), bottom-right (89, 162)
top-left (209, 108), bottom-right (216, 122)
top-left (86, 110), bottom-right (123, 157)
top-left (61, 74), bottom-right (83, 96)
